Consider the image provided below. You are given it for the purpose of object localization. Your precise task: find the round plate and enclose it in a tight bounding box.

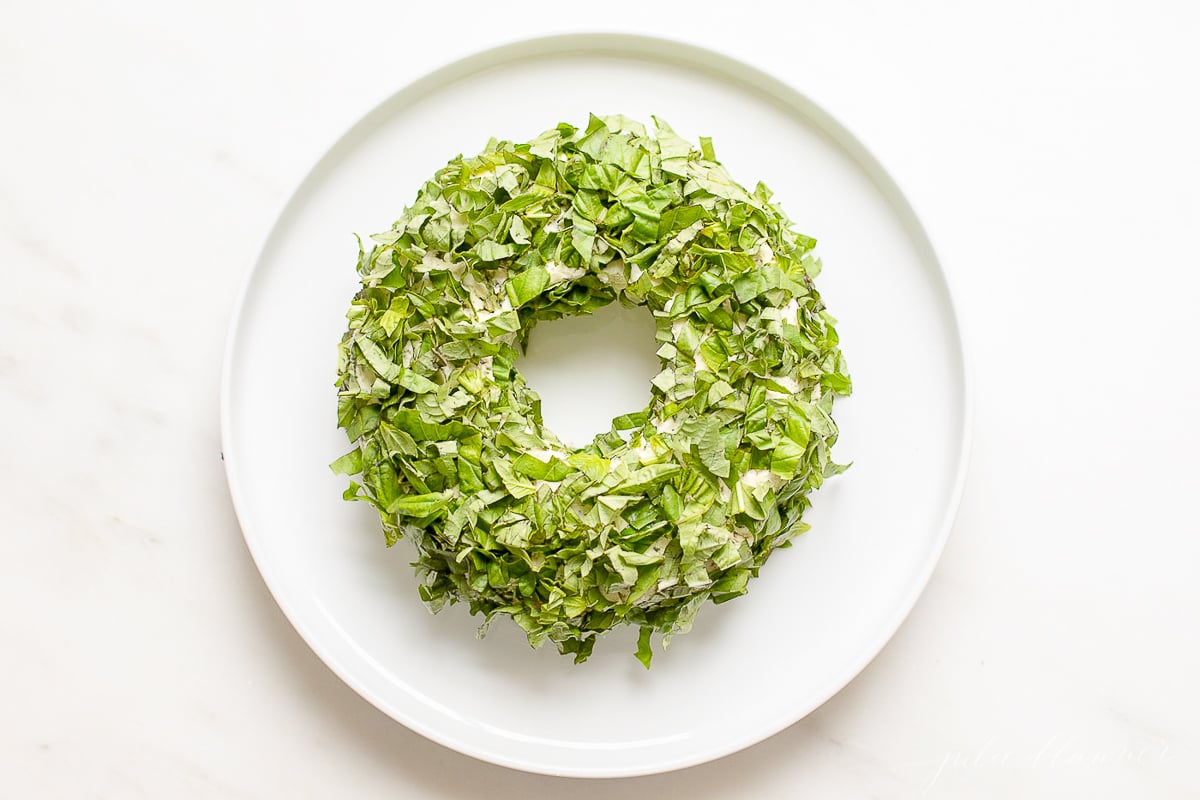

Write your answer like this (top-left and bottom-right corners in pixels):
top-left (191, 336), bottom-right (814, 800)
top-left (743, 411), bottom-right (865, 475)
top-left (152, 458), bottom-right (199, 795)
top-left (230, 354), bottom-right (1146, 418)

top-left (221, 33), bottom-right (970, 778)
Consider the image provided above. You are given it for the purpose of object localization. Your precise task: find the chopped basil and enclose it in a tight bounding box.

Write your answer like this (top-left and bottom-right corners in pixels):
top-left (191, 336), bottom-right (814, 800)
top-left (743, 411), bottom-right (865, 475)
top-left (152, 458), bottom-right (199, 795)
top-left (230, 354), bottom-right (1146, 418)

top-left (334, 115), bottom-right (850, 666)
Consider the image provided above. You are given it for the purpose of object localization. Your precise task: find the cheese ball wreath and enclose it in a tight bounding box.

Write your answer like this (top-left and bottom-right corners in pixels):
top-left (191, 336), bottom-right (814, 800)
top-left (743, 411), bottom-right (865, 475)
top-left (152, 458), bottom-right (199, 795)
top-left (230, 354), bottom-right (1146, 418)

top-left (333, 115), bottom-right (851, 666)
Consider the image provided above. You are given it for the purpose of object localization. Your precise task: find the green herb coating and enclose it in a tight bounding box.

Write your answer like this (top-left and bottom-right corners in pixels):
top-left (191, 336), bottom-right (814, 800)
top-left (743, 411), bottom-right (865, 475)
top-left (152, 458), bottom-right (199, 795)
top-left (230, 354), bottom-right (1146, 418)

top-left (334, 115), bottom-right (851, 666)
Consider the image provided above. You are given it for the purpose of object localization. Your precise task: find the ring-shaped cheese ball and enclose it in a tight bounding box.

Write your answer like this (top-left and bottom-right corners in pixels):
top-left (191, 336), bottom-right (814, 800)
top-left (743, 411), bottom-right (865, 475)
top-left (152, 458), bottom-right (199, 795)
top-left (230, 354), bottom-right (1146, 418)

top-left (333, 115), bottom-right (851, 666)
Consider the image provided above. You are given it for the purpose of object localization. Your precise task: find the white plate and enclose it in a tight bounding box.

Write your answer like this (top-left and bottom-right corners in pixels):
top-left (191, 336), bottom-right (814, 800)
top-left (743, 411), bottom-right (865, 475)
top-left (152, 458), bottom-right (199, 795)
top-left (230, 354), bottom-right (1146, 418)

top-left (221, 33), bottom-right (970, 778)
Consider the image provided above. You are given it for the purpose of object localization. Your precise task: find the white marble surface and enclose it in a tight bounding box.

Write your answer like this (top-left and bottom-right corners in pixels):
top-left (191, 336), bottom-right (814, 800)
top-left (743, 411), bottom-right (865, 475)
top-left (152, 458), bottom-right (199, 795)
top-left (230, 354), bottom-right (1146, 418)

top-left (2, 1), bottom-right (1198, 797)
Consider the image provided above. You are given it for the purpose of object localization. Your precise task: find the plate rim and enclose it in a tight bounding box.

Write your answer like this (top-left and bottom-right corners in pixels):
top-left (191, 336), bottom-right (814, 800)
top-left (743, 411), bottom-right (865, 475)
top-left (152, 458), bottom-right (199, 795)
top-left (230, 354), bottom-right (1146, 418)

top-left (219, 31), bottom-right (974, 778)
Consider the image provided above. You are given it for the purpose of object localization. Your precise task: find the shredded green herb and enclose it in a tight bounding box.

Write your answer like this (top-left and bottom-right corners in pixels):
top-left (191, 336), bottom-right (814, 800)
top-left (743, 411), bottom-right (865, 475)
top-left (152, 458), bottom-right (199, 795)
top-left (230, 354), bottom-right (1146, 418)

top-left (334, 115), bottom-right (850, 666)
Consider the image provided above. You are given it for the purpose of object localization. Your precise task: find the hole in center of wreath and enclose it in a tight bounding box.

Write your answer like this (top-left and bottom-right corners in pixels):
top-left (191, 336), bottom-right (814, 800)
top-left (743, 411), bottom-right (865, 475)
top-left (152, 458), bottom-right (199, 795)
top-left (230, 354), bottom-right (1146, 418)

top-left (518, 301), bottom-right (661, 449)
